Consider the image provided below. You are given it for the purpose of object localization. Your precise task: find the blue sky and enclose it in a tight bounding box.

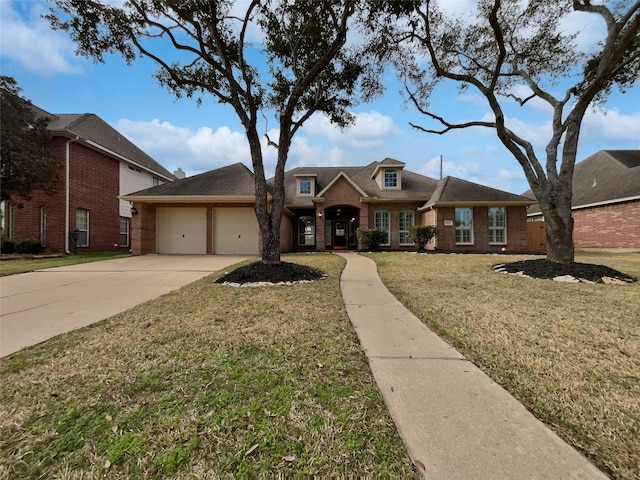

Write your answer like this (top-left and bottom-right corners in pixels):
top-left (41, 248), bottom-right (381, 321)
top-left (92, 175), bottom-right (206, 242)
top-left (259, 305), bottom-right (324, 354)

top-left (1, 0), bottom-right (639, 194)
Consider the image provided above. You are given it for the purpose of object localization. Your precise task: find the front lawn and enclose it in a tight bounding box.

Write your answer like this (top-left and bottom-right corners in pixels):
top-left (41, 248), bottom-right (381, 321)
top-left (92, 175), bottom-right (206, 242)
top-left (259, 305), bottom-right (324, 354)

top-left (0, 252), bottom-right (131, 276)
top-left (0, 253), bottom-right (417, 478)
top-left (368, 251), bottom-right (640, 480)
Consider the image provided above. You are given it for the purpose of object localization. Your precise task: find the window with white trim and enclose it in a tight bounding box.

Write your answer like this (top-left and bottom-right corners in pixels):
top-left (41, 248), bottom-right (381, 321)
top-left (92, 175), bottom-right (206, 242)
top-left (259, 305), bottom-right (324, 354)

top-left (120, 217), bottom-right (130, 247)
top-left (398, 210), bottom-right (414, 245)
top-left (455, 208), bottom-right (473, 244)
top-left (298, 177), bottom-right (313, 196)
top-left (76, 208), bottom-right (89, 247)
top-left (488, 207), bottom-right (507, 244)
top-left (374, 210), bottom-right (390, 245)
top-left (383, 169), bottom-right (398, 188)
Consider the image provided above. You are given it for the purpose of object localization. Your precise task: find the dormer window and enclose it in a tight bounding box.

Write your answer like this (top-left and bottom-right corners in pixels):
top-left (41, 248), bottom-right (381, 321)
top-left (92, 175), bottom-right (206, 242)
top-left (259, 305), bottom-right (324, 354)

top-left (384, 169), bottom-right (398, 188)
top-left (372, 160), bottom-right (404, 190)
top-left (295, 175), bottom-right (316, 197)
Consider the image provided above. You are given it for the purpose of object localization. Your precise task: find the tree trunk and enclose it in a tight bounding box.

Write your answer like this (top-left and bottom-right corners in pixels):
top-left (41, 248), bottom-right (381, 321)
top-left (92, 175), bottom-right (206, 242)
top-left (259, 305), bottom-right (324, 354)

top-left (535, 180), bottom-right (575, 264)
top-left (544, 212), bottom-right (575, 264)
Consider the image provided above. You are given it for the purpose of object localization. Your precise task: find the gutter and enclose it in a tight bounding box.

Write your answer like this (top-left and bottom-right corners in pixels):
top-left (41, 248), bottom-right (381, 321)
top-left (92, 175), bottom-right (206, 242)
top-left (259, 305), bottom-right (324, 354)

top-left (526, 194), bottom-right (640, 216)
top-left (65, 136), bottom-right (80, 253)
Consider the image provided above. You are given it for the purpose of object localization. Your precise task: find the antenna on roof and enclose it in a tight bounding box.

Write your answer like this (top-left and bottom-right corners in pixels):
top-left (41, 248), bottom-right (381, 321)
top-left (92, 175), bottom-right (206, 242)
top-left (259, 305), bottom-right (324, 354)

top-left (440, 155), bottom-right (443, 180)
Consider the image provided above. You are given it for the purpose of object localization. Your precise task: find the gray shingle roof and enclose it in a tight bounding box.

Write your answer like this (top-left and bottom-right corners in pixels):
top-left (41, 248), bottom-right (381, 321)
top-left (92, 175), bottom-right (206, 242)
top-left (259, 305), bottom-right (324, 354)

top-left (127, 162), bottom-right (256, 196)
top-left (274, 161), bottom-right (440, 208)
top-left (45, 113), bottom-right (175, 180)
top-left (425, 176), bottom-right (534, 206)
top-left (526, 150), bottom-right (640, 214)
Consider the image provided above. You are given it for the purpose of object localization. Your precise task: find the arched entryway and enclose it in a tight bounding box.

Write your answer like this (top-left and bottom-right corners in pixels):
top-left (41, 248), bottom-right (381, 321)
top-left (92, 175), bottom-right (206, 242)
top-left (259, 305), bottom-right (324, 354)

top-left (324, 205), bottom-right (359, 249)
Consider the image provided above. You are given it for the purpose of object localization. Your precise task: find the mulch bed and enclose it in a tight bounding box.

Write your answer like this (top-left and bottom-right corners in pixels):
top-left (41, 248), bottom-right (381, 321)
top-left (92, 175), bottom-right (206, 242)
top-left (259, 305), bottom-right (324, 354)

top-left (215, 261), bottom-right (326, 285)
top-left (215, 258), bottom-right (636, 285)
top-left (495, 259), bottom-right (637, 284)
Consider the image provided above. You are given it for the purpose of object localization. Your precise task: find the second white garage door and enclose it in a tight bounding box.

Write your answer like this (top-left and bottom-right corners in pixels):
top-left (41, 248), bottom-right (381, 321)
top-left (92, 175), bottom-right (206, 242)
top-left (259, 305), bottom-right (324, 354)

top-left (157, 207), bottom-right (207, 254)
top-left (214, 207), bottom-right (259, 255)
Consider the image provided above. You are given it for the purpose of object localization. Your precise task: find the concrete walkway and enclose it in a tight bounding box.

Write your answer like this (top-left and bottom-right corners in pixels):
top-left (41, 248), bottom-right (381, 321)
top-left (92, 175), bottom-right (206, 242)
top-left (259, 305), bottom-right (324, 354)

top-left (0, 255), bottom-right (250, 357)
top-left (337, 252), bottom-right (607, 480)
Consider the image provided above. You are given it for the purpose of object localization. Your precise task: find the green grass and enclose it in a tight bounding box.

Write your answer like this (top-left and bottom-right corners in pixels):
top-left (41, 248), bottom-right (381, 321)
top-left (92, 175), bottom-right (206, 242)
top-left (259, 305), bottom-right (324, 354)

top-left (0, 254), bottom-right (417, 479)
top-left (0, 252), bottom-right (131, 276)
top-left (367, 251), bottom-right (640, 480)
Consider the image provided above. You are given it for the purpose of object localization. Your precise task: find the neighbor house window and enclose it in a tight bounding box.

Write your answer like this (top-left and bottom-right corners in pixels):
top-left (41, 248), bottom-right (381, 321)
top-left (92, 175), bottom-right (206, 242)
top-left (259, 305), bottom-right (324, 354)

top-left (298, 177), bottom-right (313, 196)
top-left (488, 207), bottom-right (507, 244)
top-left (298, 215), bottom-right (315, 246)
top-left (374, 210), bottom-right (390, 245)
top-left (120, 217), bottom-right (130, 247)
top-left (153, 177), bottom-right (164, 186)
top-left (384, 169), bottom-right (398, 188)
top-left (455, 208), bottom-right (473, 244)
top-left (40, 207), bottom-right (47, 245)
top-left (398, 210), bottom-right (414, 245)
top-left (76, 208), bottom-right (89, 247)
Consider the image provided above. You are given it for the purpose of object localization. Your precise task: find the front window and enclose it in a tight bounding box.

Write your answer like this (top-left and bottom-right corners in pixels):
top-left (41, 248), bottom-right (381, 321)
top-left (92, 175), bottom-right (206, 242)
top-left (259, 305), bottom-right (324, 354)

top-left (76, 208), bottom-right (89, 247)
top-left (374, 210), bottom-right (390, 245)
top-left (384, 169), bottom-right (398, 188)
top-left (298, 215), bottom-right (315, 246)
top-left (120, 217), bottom-right (130, 247)
top-left (488, 207), bottom-right (507, 244)
top-left (399, 210), bottom-right (414, 245)
top-left (455, 208), bottom-right (473, 244)
top-left (298, 177), bottom-right (312, 196)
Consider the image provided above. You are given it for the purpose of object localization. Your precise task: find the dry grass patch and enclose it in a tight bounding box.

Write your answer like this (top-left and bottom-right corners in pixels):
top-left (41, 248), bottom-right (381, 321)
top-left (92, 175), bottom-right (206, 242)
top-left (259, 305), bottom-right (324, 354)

top-left (368, 251), bottom-right (640, 480)
top-left (0, 253), bottom-right (417, 479)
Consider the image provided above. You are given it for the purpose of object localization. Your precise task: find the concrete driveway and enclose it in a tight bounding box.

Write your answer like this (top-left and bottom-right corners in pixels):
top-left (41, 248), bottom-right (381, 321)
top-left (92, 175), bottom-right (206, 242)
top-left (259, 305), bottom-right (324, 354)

top-left (0, 255), bottom-right (252, 357)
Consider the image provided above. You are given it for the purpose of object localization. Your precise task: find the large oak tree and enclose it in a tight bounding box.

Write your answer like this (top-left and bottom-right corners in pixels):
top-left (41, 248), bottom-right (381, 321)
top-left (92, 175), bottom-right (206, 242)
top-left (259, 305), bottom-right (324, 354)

top-left (387, 0), bottom-right (639, 263)
top-left (48, 0), bottom-right (384, 264)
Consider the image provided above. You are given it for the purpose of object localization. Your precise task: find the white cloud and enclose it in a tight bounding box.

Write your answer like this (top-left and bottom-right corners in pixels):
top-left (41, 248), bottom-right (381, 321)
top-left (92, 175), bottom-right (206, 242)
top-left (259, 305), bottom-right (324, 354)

top-left (302, 110), bottom-right (397, 149)
top-left (558, 9), bottom-right (607, 55)
top-left (582, 108), bottom-right (640, 143)
top-left (112, 119), bottom-right (252, 176)
top-left (0, 1), bottom-right (84, 76)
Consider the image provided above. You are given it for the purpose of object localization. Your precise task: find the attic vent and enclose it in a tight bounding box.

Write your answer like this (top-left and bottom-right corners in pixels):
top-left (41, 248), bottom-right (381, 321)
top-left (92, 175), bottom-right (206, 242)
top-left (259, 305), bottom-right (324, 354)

top-left (592, 178), bottom-right (597, 187)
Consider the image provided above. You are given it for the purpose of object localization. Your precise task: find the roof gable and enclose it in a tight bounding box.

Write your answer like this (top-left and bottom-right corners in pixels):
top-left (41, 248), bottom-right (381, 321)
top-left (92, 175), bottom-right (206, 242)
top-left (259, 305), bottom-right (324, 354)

top-left (316, 171), bottom-right (368, 197)
top-left (46, 113), bottom-right (175, 180)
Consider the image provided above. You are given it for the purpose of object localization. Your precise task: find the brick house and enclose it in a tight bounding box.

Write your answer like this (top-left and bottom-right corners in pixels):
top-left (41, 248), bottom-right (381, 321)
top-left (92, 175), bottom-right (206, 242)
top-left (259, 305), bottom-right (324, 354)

top-left (123, 159), bottom-right (535, 255)
top-left (526, 150), bottom-right (640, 250)
top-left (1, 109), bottom-right (176, 253)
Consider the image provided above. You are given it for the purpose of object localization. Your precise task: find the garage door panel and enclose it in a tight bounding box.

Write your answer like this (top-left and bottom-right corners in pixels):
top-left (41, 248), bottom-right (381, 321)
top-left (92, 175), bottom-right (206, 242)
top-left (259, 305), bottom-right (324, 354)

top-left (214, 208), bottom-right (259, 255)
top-left (157, 207), bottom-right (207, 254)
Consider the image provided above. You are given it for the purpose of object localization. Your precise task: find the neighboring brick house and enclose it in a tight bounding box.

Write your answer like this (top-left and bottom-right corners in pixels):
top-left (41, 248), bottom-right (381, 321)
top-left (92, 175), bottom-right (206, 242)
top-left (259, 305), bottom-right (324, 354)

top-left (526, 150), bottom-right (640, 250)
top-left (123, 158), bottom-right (535, 255)
top-left (1, 108), bottom-right (176, 253)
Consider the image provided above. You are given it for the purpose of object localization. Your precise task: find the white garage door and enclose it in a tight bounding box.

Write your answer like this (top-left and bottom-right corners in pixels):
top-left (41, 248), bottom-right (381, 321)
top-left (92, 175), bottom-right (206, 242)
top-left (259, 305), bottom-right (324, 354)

top-left (157, 207), bottom-right (207, 254)
top-left (214, 208), bottom-right (259, 255)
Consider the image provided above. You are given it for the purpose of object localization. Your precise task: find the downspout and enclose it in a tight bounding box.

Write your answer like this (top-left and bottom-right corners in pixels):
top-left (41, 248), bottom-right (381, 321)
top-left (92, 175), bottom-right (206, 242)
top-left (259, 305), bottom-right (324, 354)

top-left (65, 136), bottom-right (80, 253)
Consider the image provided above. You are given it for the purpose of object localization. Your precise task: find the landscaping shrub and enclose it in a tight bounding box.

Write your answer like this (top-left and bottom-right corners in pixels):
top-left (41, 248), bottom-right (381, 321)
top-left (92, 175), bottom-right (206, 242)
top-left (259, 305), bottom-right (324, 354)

top-left (356, 228), bottom-right (388, 251)
top-left (1, 238), bottom-right (16, 254)
top-left (408, 225), bottom-right (438, 252)
top-left (14, 238), bottom-right (45, 254)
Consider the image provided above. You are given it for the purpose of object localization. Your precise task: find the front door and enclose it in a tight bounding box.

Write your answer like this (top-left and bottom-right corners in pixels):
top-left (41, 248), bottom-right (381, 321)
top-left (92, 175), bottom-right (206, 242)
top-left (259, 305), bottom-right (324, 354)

top-left (334, 221), bottom-right (347, 248)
